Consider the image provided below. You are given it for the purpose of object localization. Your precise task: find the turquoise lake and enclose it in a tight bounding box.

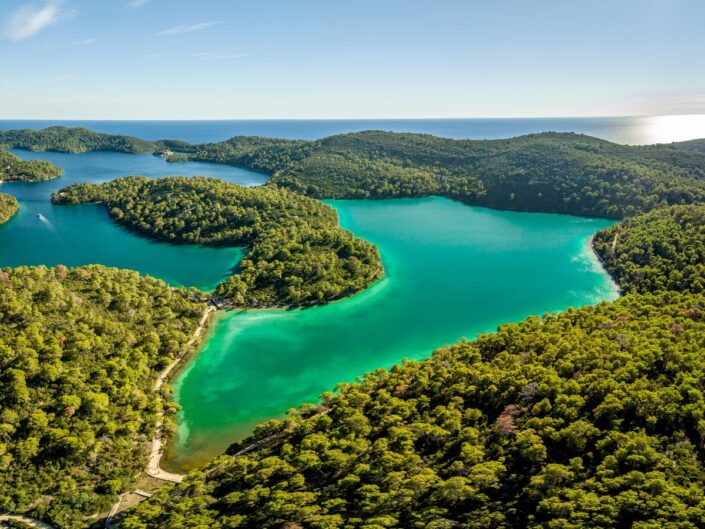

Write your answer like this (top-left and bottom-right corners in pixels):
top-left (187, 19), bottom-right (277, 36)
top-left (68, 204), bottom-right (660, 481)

top-left (168, 196), bottom-right (619, 470)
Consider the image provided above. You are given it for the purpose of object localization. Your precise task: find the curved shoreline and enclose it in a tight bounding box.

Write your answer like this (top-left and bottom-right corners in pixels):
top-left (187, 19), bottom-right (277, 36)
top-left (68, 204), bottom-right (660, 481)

top-left (102, 303), bottom-right (215, 527)
top-left (588, 233), bottom-right (622, 296)
top-left (146, 303), bottom-right (215, 483)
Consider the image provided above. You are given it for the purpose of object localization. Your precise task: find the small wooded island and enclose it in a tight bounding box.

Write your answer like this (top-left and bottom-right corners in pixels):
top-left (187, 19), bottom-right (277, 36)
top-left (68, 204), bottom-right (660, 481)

top-left (3, 126), bottom-right (705, 528)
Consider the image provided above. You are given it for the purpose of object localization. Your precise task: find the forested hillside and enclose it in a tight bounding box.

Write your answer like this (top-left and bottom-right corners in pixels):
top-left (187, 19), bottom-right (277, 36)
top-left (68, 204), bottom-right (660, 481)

top-left (594, 205), bottom-right (705, 294)
top-left (0, 265), bottom-right (206, 528)
top-left (189, 131), bottom-right (705, 218)
top-left (283, 133), bottom-right (705, 216)
top-left (0, 150), bottom-right (63, 182)
top-left (0, 127), bottom-right (154, 154)
top-left (8, 126), bottom-right (705, 218)
top-left (0, 194), bottom-right (18, 223)
top-left (52, 176), bottom-right (382, 307)
top-left (671, 138), bottom-right (705, 154)
top-left (120, 293), bottom-right (705, 529)
top-left (119, 207), bottom-right (705, 529)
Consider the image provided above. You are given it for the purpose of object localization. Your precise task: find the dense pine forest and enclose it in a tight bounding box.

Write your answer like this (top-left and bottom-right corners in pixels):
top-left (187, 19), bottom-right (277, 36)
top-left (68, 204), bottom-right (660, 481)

top-left (119, 206), bottom-right (705, 529)
top-left (7, 126), bottom-right (705, 217)
top-left (594, 205), bottom-right (705, 294)
top-left (0, 265), bottom-right (206, 528)
top-left (52, 176), bottom-right (382, 307)
top-left (670, 138), bottom-right (705, 154)
top-left (0, 149), bottom-right (63, 182)
top-left (188, 131), bottom-right (705, 218)
top-left (0, 193), bottom-right (18, 223)
top-left (0, 127), bottom-right (154, 154)
top-left (3, 126), bottom-right (705, 528)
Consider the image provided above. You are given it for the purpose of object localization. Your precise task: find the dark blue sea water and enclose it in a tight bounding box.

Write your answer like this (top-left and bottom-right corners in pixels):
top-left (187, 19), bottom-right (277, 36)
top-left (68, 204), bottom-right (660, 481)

top-left (1, 115), bottom-right (704, 145)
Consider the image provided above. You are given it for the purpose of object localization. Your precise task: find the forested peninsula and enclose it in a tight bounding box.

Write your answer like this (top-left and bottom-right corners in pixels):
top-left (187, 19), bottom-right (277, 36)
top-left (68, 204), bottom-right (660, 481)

top-left (0, 150), bottom-right (63, 182)
top-left (120, 206), bottom-right (705, 529)
top-left (52, 176), bottom-right (382, 307)
top-left (0, 194), bottom-right (18, 223)
top-left (6, 126), bottom-right (705, 217)
top-left (0, 265), bottom-right (206, 528)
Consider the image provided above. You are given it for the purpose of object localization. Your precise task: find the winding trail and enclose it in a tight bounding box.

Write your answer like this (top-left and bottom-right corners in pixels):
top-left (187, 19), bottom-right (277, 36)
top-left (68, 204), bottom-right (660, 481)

top-left (611, 232), bottom-right (619, 256)
top-left (105, 493), bottom-right (127, 529)
top-left (105, 304), bottom-right (214, 527)
top-left (146, 304), bottom-right (215, 483)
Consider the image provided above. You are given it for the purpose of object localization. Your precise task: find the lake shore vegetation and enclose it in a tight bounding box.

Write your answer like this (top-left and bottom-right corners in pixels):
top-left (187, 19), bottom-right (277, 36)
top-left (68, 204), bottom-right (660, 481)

top-left (0, 265), bottom-right (206, 528)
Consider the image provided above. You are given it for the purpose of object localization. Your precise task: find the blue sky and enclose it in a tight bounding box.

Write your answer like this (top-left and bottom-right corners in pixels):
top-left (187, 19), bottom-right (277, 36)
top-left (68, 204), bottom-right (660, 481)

top-left (0, 0), bottom-right (703, 119)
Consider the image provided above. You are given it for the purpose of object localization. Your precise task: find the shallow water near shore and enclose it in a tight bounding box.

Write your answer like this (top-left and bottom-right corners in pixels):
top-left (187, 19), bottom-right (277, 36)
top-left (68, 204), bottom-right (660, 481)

top-left (167, 196), bottom-right (620, 471)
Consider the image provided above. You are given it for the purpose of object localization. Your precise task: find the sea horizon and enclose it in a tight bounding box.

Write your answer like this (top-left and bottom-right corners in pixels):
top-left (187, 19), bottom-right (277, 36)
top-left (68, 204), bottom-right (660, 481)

top-left (2, 114), bottom-right (705, 145)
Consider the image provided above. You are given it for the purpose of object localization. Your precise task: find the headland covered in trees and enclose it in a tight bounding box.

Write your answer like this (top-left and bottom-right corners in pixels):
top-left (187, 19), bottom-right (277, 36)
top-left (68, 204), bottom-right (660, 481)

top-left (2, 126), bottom-right (705, 527)
top-left (0, 149), bottom-right (63, 183)
top-left (0, 193), bottom-right (18, 223)
top-left (51, 176), bottom-right (382, 307)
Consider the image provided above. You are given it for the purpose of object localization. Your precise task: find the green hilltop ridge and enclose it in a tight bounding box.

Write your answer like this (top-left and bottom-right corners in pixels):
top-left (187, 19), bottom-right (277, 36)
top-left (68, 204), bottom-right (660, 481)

top-left (52, 176), bottom-right (383, 307)
top-left (217, 131), bottom-right (705, 218)
top-left (0, 265), bottom-right (206, 528)
top-left (669, 138), bottom-right (705, 154)
top-left (0, 193), bottom-right (18, 223)
top-left (119, 206), bottom-right (705, 529)
top-left (0, 149), bottom-right (63, 182)
top-left (0, 126), bottom-right (154, 154)
top-left (7, 126), bottom-right (705, 217)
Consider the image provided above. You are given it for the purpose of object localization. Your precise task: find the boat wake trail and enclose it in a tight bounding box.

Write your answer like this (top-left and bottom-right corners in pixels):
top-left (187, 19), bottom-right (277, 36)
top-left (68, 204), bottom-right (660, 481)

top-left (37, 213), bottom-right (56, 232)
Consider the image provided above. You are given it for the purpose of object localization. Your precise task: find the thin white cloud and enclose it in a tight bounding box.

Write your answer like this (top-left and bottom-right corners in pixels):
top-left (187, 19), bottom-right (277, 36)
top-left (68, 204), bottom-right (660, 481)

top-left (71, 37), bottom-right (95, 46)
top-left (5, 0), bottom-right (75, 41)
top-left (157, 21), bottom-right (221, 36)
top-left (128, 0), bottom-right (151, 7)
top-left (51, 74), bottom-right (72, 81)
top-left (189, 51), bottom-right (247, 61)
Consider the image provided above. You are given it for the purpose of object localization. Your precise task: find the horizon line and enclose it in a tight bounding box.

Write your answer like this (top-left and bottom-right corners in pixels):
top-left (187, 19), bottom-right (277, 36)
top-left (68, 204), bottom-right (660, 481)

top-left (2, 113), bottom-right (704, 122)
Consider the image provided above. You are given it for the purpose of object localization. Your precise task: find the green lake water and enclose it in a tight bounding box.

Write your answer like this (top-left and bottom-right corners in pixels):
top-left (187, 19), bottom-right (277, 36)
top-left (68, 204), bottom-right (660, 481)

top-left (168, 196), bottom-right (620, 470)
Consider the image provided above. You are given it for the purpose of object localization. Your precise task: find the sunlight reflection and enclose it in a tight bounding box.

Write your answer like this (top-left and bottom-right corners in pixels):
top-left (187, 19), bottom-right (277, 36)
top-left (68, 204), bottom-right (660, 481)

top-left (641, 114), bottom-right (705, 144)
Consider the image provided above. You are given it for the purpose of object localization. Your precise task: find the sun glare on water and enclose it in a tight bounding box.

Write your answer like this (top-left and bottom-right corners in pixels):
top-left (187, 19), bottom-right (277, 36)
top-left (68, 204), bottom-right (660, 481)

top-left (641, 114), bottom-right (705, 144)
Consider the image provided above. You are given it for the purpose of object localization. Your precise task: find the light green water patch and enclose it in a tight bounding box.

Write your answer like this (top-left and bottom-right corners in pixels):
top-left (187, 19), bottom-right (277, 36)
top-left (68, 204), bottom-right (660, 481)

top-left (167, 197), bottom-right (619, 471)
